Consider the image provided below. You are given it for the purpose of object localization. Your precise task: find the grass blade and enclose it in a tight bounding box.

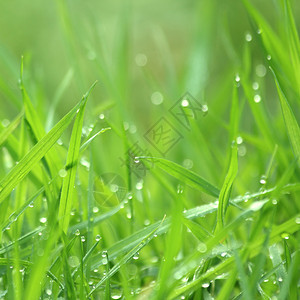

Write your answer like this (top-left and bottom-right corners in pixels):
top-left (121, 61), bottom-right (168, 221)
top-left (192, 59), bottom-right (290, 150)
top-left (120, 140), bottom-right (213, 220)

top-left (58, 81), bottom-right (97, 233)
top-left (141, 157), bottom-right (220, 197)
top-left (271, 68), bottom-right (300, 157)
top-left (0, 97), bottom-right (84, 205)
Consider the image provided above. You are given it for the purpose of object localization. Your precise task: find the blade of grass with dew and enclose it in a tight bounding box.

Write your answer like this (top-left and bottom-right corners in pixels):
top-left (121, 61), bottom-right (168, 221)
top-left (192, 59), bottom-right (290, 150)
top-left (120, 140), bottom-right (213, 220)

top-left (68, 200), bottom-right (126, 234)
top-left (169, 211), bottom-right (300, 299)
top-left (0, 187), bottom-right (44, 231)
top-left (86, 147), bottom-right (94, 280)
top-left (58, 81), bottom-right (97, 233)
top-left (62, 246), bottom-right (77, 299)
top-left (89, 184), bottom-right (299, 270)
top-left (271, 68), bottom-right (300, 158)
top-left (216, 84), bottom-right (239, 231)
top-left (72, 239), bottom-right (100, 279)
top-left (233, 248), bottom-right (253, 300)
top-left (154, 193), bottom-right (183, 299)
top-left (282, 0), bottom-right (300, 94)
top-left (0, 91), bottom-right (86, 205)
top-left (140, 157), bottom-right (219, 197)
top-left (242, 0), bottom-right (296, 92)
top-left (168, 204), bottom-right (268, 299)
top-left (79, 127), bottom-right (111, 154)
top-left (0, 111), bottom-right (23, 148)
top-left (269, 244), bottom-right (287, 283)
top-left (19, 58), bottom-right (61, 182)
top-left (88, 216), bottom-right (166, 297)
top-left (278, 251), bottom-right (300, 300)
top-left (24, 211), bottom-right (62, 300)
top-left (216, 143), bottom-right (238, 231)
top-left (11, 116), bottom-right (28, 300)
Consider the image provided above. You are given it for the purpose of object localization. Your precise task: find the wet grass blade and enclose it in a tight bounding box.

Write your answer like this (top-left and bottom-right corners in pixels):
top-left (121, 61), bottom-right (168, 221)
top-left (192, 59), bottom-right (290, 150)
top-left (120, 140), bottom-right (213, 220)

top-left (88, 216), bottom-right (165, 297)
top-left (142, 157), bottom-right (220, 197)
top-left (271, 68), bottom-right (300, 157)
top-left (0, 111), bottom-right (23, 148)
top-left (58, 81), bottom-right (97, 233)
top-left (0, 97), bottom-right (84, 205)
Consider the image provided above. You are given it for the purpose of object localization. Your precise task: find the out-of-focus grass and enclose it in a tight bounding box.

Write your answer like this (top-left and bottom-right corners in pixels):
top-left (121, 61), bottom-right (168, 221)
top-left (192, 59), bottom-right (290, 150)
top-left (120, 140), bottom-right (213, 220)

top-left (0, 0), bottom-right (299, 299)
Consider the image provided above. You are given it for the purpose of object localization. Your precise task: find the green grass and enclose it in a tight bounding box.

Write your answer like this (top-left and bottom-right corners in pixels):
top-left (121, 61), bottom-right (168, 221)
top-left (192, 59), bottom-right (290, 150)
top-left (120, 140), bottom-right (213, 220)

top-left (0, 0), bottom-right (300, 299)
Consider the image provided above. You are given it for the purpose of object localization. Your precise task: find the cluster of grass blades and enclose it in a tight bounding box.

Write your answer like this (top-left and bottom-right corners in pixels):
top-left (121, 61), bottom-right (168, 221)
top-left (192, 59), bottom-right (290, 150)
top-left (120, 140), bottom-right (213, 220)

top-left (0, 0), bottom-right (299, 299)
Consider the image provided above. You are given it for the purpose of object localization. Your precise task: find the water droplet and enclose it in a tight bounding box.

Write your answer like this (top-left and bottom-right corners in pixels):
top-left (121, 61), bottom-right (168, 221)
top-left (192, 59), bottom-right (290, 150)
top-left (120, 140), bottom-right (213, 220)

top-left (295, 217), bottom-right (300, 224)
top-left (134, 157), bottom-right (140, 164)
top-left (68, 256), bottom-right (80, 268)
top-left (181, 99), bottom-right (189, 107)
top-left (129, 124), bottom-right (137, 134)
top-left (238, 145), bottom-right (247, 157)
top-left (39, 217), bottom-right (47, 224)
top-left (29, 202), bottom-right (34, 208)
top-left (250, 201), bottom-right (265, 211)
top-left (99, 113), bottom-right (105, 120)
top-left (151, 91), bottom-right (163, 105)
top-left (76, 109), bottom-right (80, 113)
top-left (111, 292), bottom-right (122, 300)
top-left (257, 28), bottom-right (262, 34)
top-left (95, 234), bottom-right (101, 242)
top-left (260, 175), bottom-right (267, 185)
top-left (267, 54), bottom-right (272, 61)
top-left (136, 181), bottom-right (143, 190)
top-left (278, 277), bottom-right (283, 282)
top-left (183, 158), bottom-right (193, 169)
top-left (127, 192), bottom-right (133, 200)
top-left (133, 253), bottom-right (139, 260)
top-left (93, 206), bottom-right (99, 213)
top-left (126, 212), bottom-right (132, 219)
top-left (202, 104), bottom-right (208, 113)
top-left (135, 53), bottom-right (147, 67)
top-left (123, 121), bottom-right (129, 131)
top-left (144, 219), bottom-right (150, 226)
top-left (281, 233), bottom-right (289, 240)
top-left (252, 82), bottom-right (259, 90)
top-left (110, 184), bottom-right (119, 193)
top-left (256, 64), bottom-right (267, 77)
top-left (38, 232), bottom-right (43, 236)
top-left (102, 251), bottom-right (108, 265)
top-left (57, 139), bottom-right (63, 146)
top-left (75, 229), bottom-right (80, 236)
top-left (236, 136), bottom-right (243, 145)
top-left (245, 32), bottom-right (252, 42)
top-left (272, 199), bottom-right (278, 205)
top-left (173, 271), bottom-right (182, 280)
top-left (177, 184), bottom-right (184, 194)
top-left (80, 158), bottom-right (90, 170)
top-left (46, 289), bottom-right (52, 296)
top-left (221, 252), bottom-right (227, 257)
top-left (1, 119), bottom-right (10, 127)
top-left (93, 268), bottom-right (98, 273)
top-left (81, 236), bottom-right (86, 242)
top-left (235, 74), bottom-right (241, 82)
top-left (197, 243), bottom-right (207, 253)
top-left (59, 169), bottom-right (67, 178)
top-left (254, 94), bottom-right (261, 103)
top-left (202, 282), bottom-right (210, 288)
